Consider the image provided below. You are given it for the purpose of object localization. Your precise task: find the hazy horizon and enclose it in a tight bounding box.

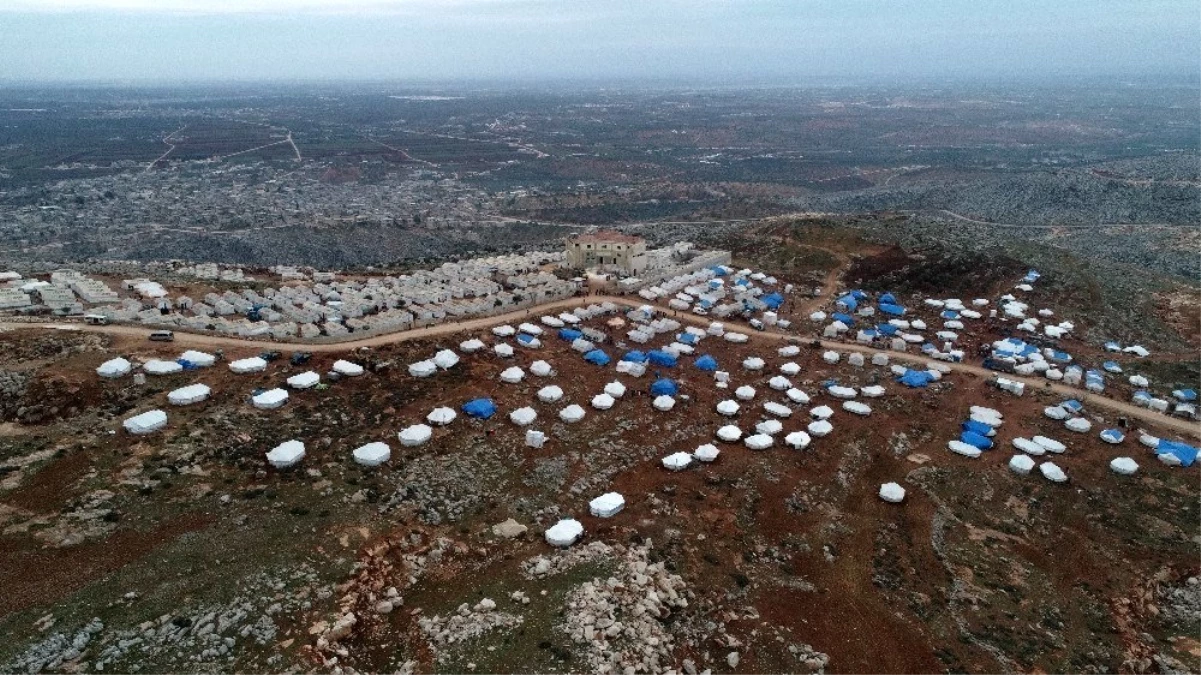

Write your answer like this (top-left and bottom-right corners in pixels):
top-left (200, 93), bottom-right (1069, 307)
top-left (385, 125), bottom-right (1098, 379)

top-left (1, 0), bottom-right (1197, 84)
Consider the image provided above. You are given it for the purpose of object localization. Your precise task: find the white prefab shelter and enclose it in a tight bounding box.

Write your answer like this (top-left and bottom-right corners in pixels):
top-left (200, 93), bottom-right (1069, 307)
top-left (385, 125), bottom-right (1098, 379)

top-left (510, 407), bottom-right (538, 426)
top-left (559, 404), bottom-right (586, 423)
top-left (1039, 462), bottom-right (1068, 483)
top-left (662, 451), bottom-right (693, 471)
top-left (230, 357), bottom-right (268, 374)
top-left (716, 425), bottom-right (743, 442)
top-left (745, 434), bottom-right (773, 450)
top-left (492, 325), bottom-right (516, 337)
top-left (780, 362), bottom-right (801, 376)
top-left (735, 385), bottom-right (757, 401)
top-left (1064, 417), bottom-right (1091, 433)
top-left (409, 360), bottom-right (437, 378)
top-left (693, 443), bottom-right (720, 462)
top-left (499, 366), bottom-right (525, 383)
top-left (493, 343), bottom-right (515, 358)
top-left (144, 359), bottom-right (183, 376)
top-left (399, 424), bottom-right (433, 447)
top-left (878, 482), bottom-right (905, 503)
top-left (168, 384), bottom-right (210, 406)
top-left (530, 360), bottom-right (555, 377)
top-left (948, 440), bottom-right (982, 458)
top-left (460, 339), bottom-right (486, 353)
top-left (589, 492), bottom-right (625, 518)
top-left (252, 388), bottom-right (289, 409)
top-left (545, 519), bottom-right (583, 547)
top-left (179, 350), bottom-right (216, 367)
top-left (604, 381), bottom-right (626, 398)
top-left (769, 376), bottom-right (791, 391)
top-left (433, 350), bottom-right (460, 370)
top-left (755, 419), bottom-right (783, 436)
top-left (1009, 455), bottom-right (1035, 475)
top-left (652, 395), bottom-right (676, 411)
top-left (124, 409), bottom-right (167, 435)
top-left (1110, 457), bottom-right (1139, 475)
top-left (843, 401), bottom-right (872, 416)
top-left (1032, 436), bottom-right (1066, 454)
top-left (333, 360), bottom-right (364, 377)
top-left (785, 431), bottom-right (811, 450)
top-left (526, 430), bottom-right (547, 448)
top-left (591, 393), bottom-right (615, 410)
top-left (1012, 438), bottom-right (1045, 456)
top-left (716, 400), bottom-right (740, 416)
top-left (538, 385), bottom-right (564, 403)
top-left (97, 357), bottom-right (132, 378)
top-left (807, 420), bottom-right (833, 437)
top-left (353, 442), bottom-right (391, 466)
top-left (266, 440), bottom-right (305, 469)
top-left (786, 388), bottom-right (810, 404)
top-left (288, 371), bottom-right (320, 389)
top-left (427, 407), bottom-right (456, 426)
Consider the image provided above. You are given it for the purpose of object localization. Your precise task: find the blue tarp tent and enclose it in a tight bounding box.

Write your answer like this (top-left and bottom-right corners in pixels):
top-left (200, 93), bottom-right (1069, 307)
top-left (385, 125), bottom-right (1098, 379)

top-left (831, 312), bottom-right (855, 326)
top-left (898, 370), bottom-right (935, 388)
top-left (960, 431), bottom-right (993, 450)
top-left (1157, 440), bottom-right (1199, 467)
top-left (921, 343), bottom-right (938, 354)
top-left (1048, 350), bottom-right (1072, 363)
top-left (177, 359), bottom-right (201, 370)
top-left (710, 266), bottom-right (728, 277)
top-left (677, 333), bottom-right (698, 345)
top-left (694, 354), bottom-right (718, 371)
top-left (879, 292), bottom-right (898, 306)
top-left (1132, 390), bottom-right (1153, 405)
top-left (762, 293), bottom-right (785, 310)
top-left (940, 310), bottom-right (960, 320)
top-left (650, 379), bottom-right (679, 396)
top-left (1100, 429), bottom-right (1125, 443)
top-left (647, 350), bottom-right (678, 367)
top-left (878, 303), bottom-right (906, 316)
top-left (584, 349), bottom-right (611, 366)
top-left (735, 278), bottom-right (751, 287)
top-left (517, 333), bottom-right (538, 346)
top-left (558, 328), bottom-right (583, 341)
top-left (1174, 389), bottom-right (1198, 402)
top-left (877, 324), bottom-right (899, 337)
top-left (462, 398), bottom-right (497, 419)
top-left (961, 420), bottom-right (994, 437)
top-left (1061, 399), bottom-right (1083, 413)
top-left (622, 350), bottom-right (648, 363)
top-left (836, 294), bottom-right (859, 312)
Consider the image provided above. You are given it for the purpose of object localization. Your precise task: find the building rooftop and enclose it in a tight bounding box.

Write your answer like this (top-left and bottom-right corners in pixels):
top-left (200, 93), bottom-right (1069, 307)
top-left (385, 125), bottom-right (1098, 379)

top-left (569, 231), bottom-right (644, 245)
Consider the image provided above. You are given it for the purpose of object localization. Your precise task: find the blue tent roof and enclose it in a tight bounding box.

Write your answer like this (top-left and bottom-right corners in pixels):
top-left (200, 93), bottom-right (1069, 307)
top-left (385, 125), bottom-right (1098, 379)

top-left (961, 420), bottom-right (994, 437)
top-left (762, 293), bottom-right (785, 310)
top-left (710, 266), bottom-right (728, 277)
top-left (850, 289), bottom-right (868, 300)
top-left (735, 278), bottom-right (751, 287)
top-left (878, 303), bottom-right (906, 316)
top-left (877, 324), bottom-right (899, 336)
top-left (898, 370), bottom-right (935, 388)
top-left (1175, 389), bottom-right (1198, 402)
top-left (1048, 349), bottom-right (1072, 363)
top-left (584, 349), bottom-right (611, 366)
top-left (517, 333), bottom-right (538, 345)
top-left (462, 398), bottom-right (497, 419)
top-left (622, 350), bottom-right (648, 363)
top-left (558, 328), bottom-right (583, 341)
top-left (677, 332), bottom-right (698, 345)
top-left (1157, 440), bottom-right (1199, 467)
top-left (1061, 399), bottom-right (1083, 413)
top-left (650, 379), bottom-right (679, 396)
top-left (1100, 429), bottom-right (1125, 443)
top-left (831, 312), bottom-right (855, 326)
top-left (940, 310), bottom-right (960, 320)
top-left (960, 431), bottom-right (994, 450)
top-left (694, 354), bottom-right (718, 371)
top-left (879, 292), bottom-right (897, 305)
top-left (921, 343), bottom-right (938, 354)
top-left (836, 294), bottom-right (859, 312)
top-left (647, 350), bottom-right (677, 367)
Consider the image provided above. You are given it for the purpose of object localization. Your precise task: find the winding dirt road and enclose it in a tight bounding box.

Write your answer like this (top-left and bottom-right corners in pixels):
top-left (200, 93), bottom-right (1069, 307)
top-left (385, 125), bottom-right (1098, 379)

top-left (4, 296), bottom-right (1198, 438)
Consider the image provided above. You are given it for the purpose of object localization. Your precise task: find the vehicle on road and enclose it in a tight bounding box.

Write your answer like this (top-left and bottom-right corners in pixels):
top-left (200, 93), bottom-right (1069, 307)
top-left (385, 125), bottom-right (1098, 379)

top-left (148, 330), bottom-right (175, 342)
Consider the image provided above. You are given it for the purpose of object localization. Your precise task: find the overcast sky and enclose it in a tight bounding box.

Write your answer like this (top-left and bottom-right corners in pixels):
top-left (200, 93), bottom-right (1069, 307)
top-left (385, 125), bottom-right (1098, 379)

top-left (1, 0), bottom-right (1197, 83)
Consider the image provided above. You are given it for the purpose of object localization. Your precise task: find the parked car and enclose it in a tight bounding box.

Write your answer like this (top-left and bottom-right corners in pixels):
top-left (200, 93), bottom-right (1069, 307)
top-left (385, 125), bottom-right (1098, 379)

top-left (148, 330), bottom-right (174, 342)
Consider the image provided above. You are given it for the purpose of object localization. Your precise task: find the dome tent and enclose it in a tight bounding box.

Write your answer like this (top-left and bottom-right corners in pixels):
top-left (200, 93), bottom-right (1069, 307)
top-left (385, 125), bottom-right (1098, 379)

top-left (459, 338), bottom-right (486, 353)
top-left (716, 425), bottom-right (743, 442)
top-left (785, 431), bottom-right (811, 450)
top-left (433, 349), bottom-right (460, 370)
top-left (662, 452), bottom-right (693, 471)
top-left (145, 359), bottom-right (183, 376)
top-left (559, 404), bottom-right (586, 423)
top-left (266, 440), bottom-right (305, 469)
top-left (604, 381), bottom-right (627, 398)
top-left (462, 398), bottom-right (497, 419)
top-left (1032, 436), bottom-right (1066, 454)
top-left (354, 442), bottom-right (391, 466)
top-left (694, 354), bottom-right (718, 371)
top-left (500, 366), bottom-right (525, 383)
top-left (1039, 462), bottom-right (1068, 483)
top-left (398, 424), bottom-right (433, 447)
top-left (693, 443), bottom-right (720, 462)
top-left (807, 420), bottom-right (833, 437)
top-left (650, 379), bottom-right (679, 396)
top-left (591, 393), bottom-right (616, 410)
top-left (583, 349), bottom-right (611, 366)
top-left (652, 395), bottom-right (676, 411)
top-left (530, 360), bottom-right (554, 377)
top-left (545, 519), bottom-right (583, 547)
top-left (510, 407), bottom-right (538, 426)
top-left (947, 440), bottom-right (982, 458)
top-left (333, 360), bottom-right (364, 377)
top-left (179, 350), bottom-right (216, 367)
top-left (97, 357), bottom-right (132, 379)
top-left (538, 386), bottom-right (564, 403)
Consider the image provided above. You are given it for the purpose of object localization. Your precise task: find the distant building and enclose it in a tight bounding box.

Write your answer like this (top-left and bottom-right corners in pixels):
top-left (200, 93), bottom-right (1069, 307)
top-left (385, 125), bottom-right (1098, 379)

top-left (565, 231), bottom-right (647, 275)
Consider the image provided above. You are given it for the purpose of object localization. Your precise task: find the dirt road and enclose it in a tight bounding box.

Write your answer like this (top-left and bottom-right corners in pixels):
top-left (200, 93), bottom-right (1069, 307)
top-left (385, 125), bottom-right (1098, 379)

top-left (4, 296), bottom-right (1198, 438)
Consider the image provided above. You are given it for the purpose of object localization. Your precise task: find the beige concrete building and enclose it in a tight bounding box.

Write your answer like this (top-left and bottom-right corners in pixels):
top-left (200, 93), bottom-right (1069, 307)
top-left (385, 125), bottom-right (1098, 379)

top-left (565, 231), bottom-right (648, 274)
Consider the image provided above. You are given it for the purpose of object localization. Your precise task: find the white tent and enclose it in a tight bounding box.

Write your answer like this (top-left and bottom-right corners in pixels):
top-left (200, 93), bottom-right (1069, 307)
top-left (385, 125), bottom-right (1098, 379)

top-left (545, 519), bottom-right (583, 547)
top-left (333, 360), bottom-right (364, 377)
top-left (735, 385), bottom-right (757, 401)
top-left (716, 425), bottom-right (743, 442)
top-left (652, 395), bottom-right (676, 411)
top-left (843, 401), bottom-right (872, 416)
top-left (409, 360), bottom-right (437, 378)
top-left (144, 359), bottom-right (183, 376)
top-left (266, 440), bottom-right (305, 469)
top-left (878, 482), bottom-right (905, 503)
top-left (559, 404), bottom-right (586, 423)
top-left (1008, 454), bottom-right (1035, 475)
top-left (353, 442), bottom-right (391, 466)
top-left (764, 402), bottom-right (792, 418)
top-left (786, 388), bottom-right (810, 404)
top-left (252, 388), bottom-right (289, 409)
top-left (288, 371), bottom-right (320, 389)
top-left (860, 385), bottom-right (885, 398)
top-left (828, 386), bottom-right (857, 399)
top-left (492, 325), bottom-right (516, 337)
top-left (785, 431), bottom-right (811, 450)
top-left (1044, 406), bottom-right (1069, 420)
top-left (1032, 436), bottom-right (1066, 454)
top-left (499, 366), bottom-right (525, 383)
top-left (1012, 437), bottom-right (1045, 456)
top-left (778, 345), bottom-right (801, 357)
top-left (742, 357), bottom-right (765, 371)
top-left (1064, 417), bottom-right (1091, 433)
top-left (591, 393), bottom-right (615, 410)
top-left (807, 420), bottom-right (833, 437)
top-left (530, 360), bottom-right (555, 377)
top-left (460, 338), bottom-right (486, 353)
top-left (822, 351), bottom-right (840, 364)
top-left (693, 443), bottom-right (720, 462)
top-left (662, 451), bottom-right (693, 471)
top-left (571, 338), bottom-right (594, 353)
top-left (755, 419), bottom-right (783, 435)
top-left (1110, 457), bottom-right (1139, 476)
top-left (427, 407), bottom-right (456, 426)
top-left (716, 400), bottom-right (740, 416)
top-left (179, 350), bottom-right (216, 367)
top-left (810, 405), bottom-right (834, 420)
top-left (538, 315), bottom-right (564, 328)
top-left (123, 409), bottom-right (167, 434)
top-left (223, 357), bottom-right (266, 376)
top-left (399, 424), bottom-right (433, 447)
top-left (510, 407), bottom-right (538, 426)
top-left (947, 440), bottom-right (981, 458)
top-left (526, 430), bottom-right (547, 448)
top-left (433, 350), bottom-right (460, 370)
top-left (168, 383), bottom-right (210, 406)
top-left (589, 492), bottom-right (625, 518)
top-left (871, 353), bottom-right (890, 366)
top-left (769, 376), bottom-right (791, 391)
top-left (744, 434), bottom-right (773, 450)
top-left (538, 385), bottom-right (564, 402)
top-left (97, 357), bottom-right (132, 379)
top-left (724, 332), bottom-right (749, 344)
top-left (780, 362), bottom-right (801, 376)
top-left (493, 343), bottom-right (515, 358)
top-left (604, 381), bottom-right (626, 398)
top-left (1039, 462), bottom-right (1068, 483)
top-left (519, 322), bottom-right (544, 335)
top-left (1139, 433), bottom-right (1160, 449)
